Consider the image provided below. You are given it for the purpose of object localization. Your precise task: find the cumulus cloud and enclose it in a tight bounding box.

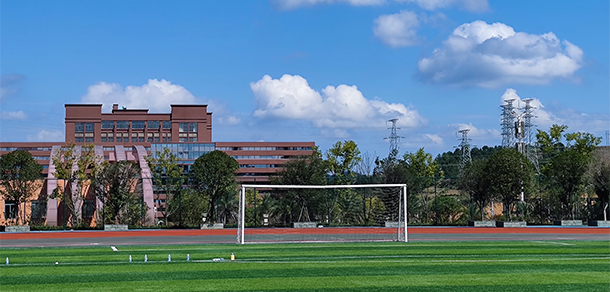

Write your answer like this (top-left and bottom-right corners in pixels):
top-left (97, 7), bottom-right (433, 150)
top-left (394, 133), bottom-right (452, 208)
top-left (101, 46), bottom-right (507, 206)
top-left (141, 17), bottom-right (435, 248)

top-left (501, 88), bottom-right (609, 134)
top-left (417, 20), bottom-right (584, 88)
top-left (273, 0), bottom-right (384, 9)
top-left (500, 88), bottom-right (561, 128)
top-left (450, 123), bottom-right (500, 140)
top-left (81, 79), bottom-right (197, 112)
top-left (373, 10), bottom-right (420, 47)
top-left (251, 74), bottom-right (426, 132)
top-left (27, 130), bottom-right (63, 142)
top-left (1, 110), bottom-right (27, 120)
top-left (425, 134), bottom-right (443, 144)
top-left (397, 0), bottom-right (489, 12)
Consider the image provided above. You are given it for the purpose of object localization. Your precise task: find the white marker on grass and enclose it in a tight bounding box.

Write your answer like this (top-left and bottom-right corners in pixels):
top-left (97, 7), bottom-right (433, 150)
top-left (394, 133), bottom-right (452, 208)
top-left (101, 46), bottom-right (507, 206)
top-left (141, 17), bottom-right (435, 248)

top-left (168, 254), bottom-right (171, 262)
top-left (5, 257), bottom-right (8, 265)
top-left (187, 254), bottom-right (190, 261)
top-left (144, 254), bottom-right (148, 262)
top-left (110, 246), bottom-right (118, 252)
top-left (129, 255), bottom-right (132, 262)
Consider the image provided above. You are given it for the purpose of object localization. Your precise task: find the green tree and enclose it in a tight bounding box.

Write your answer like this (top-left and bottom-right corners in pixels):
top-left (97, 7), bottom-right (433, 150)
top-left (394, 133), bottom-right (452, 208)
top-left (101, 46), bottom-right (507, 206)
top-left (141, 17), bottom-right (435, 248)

top-left (459, 159), bottom-right (491, 220)
top-left (432, 195), bottom-right (466, 225)
top-left (191, 150), bottom-right (239, 224)
top-left (0, 150), bottom-right (43, 225)
top-left (326, 140), bottom-right (362, 224)
top-left (145, 148), bottom-right (185, 225)
top-left (587, 147), bottom-right (610, 220)
top-left (168, 189), bottom-right (207, 227)
top-left (51, 143), bottom-right (100, 227)
top-left (91, 160), bottom-right (145, 225)
top-left (271, 147), bottom-right (327, 223)
top-left (373, 150), bottom-right (411, 221)
top-left (404, 148), bottom-right (441, 223)
top-left (326, 140), bottom-right (362, 182)
top-left (485, 148), bottom-right (535, 221)
top-left (544, 150), bottom-right (589, 220)
top-left (537, 125), bottom-right (602, 220)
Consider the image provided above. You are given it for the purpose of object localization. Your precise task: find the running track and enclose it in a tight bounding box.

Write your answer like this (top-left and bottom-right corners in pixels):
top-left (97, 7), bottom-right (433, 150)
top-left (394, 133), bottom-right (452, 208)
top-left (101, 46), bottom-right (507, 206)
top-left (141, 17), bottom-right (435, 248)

top-left (1, 227), bottom-right (608, 247)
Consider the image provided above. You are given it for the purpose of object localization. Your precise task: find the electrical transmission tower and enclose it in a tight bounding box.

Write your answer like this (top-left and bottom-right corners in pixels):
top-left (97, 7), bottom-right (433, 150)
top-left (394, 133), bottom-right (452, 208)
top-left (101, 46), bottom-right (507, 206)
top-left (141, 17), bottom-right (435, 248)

top-left (522, 99), bottom-right (539, 173)
top-left (500, 99), bottom-right (516, 148)
top-left (457, 129), bottom-right (472, 172)
top-left (384, 118), bottom-right (404, 156)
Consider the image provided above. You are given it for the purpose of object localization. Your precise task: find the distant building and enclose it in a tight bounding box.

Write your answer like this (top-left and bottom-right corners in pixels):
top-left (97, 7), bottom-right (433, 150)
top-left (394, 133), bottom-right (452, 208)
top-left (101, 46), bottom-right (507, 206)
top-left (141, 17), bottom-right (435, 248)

top-left (0, 104), bottom-right (314, 226)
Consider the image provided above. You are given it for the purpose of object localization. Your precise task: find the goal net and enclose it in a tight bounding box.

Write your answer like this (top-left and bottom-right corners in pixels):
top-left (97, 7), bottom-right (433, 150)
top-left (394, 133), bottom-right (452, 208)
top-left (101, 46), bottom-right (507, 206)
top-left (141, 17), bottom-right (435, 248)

top-left (237, 184), bottom-right (408, 244)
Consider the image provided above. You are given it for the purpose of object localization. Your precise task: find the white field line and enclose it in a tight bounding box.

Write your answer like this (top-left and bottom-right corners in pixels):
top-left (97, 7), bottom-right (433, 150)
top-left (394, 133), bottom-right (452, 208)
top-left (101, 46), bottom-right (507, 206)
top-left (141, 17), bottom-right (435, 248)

top-left (530, 241), bottom-right (575, 245)
top-left (2, 257), bottom-right (608, 267)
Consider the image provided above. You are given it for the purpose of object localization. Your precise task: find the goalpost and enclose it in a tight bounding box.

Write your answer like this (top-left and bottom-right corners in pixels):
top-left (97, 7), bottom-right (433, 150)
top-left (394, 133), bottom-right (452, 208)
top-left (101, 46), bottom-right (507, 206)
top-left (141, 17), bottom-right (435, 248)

top-left (238, 184), bottom-right (408, 244)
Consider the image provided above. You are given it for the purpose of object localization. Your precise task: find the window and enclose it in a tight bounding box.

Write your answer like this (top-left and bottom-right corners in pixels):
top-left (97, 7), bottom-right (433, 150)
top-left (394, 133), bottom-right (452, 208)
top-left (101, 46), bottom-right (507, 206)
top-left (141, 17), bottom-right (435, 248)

top-left (116, 121), bottom-right (129, 129)
top-left (101, 138), bottom-right (107, 142)
top-left (102, 121), bottom-right (114, 129)
top-left (75, 137), bottom-right (84, 142)
top-left (132, 121), bottom-right (145, 129)
top-left (85, 137), bottom-right (94, 142)
top-left (85, 123), bottom-right (94, 132)
top-left (108, 137), bottom-right (114, 142)
top-left (116, 137), bottom-right (122, 142)
top-left (189, 123), bottom-right (198, 132)
top-left (148, 121), bottom-right (159, 129)
top-left (162, 121), bottom-right (171, 129)
top-left (139, 137), bottom-right (144, 142)
top-left (179, 138), bottom-right (188, 142)
top-left (82, 200), bottom-right (95, 218)
top-left (103, 147), bottom-right (114, 151)
top-left (132, 137), bottom-right (138, 142)
top-left (30, 200), bottom-right (46, 222)
top-left (189, 137), bottom-right (197, 142)
top-left (4, 201), bottom-right (16, 220)
top-left (179, 123), bottom-right (188, 132)
top-left (75, 123), bottom-right (84, 132)
top-left (154, 137), bottom-right (160, 142)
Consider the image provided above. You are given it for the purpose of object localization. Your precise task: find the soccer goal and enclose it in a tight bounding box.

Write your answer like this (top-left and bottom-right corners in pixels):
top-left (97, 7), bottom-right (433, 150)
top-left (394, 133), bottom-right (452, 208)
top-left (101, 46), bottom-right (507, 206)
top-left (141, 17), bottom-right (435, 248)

top-left (237, 184), bottom-right (408, 244)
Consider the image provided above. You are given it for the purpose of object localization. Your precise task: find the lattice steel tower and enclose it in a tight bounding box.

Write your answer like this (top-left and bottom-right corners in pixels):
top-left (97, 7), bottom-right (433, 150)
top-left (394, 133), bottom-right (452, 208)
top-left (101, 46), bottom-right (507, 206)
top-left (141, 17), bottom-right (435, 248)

top-left (522, 99), bottom-right (539, 173)
top-left (384, 118), bottom-right (404, 155)
top-left (501, 99), bottom-right (516, 148)
top-left (458, 129), bottom-right (472, 172)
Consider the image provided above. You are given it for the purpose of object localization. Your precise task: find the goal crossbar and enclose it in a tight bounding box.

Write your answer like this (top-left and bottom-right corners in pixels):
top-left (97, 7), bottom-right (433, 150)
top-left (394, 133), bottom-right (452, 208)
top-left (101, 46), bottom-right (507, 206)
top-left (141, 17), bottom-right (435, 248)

top-left (238, 184), bottom-right (408, 244)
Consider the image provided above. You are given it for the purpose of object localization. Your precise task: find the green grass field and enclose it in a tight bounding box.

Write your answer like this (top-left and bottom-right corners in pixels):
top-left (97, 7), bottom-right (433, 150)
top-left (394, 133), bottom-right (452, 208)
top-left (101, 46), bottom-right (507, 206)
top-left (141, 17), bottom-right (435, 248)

top-left (1, 240), bottom-right (609, 291)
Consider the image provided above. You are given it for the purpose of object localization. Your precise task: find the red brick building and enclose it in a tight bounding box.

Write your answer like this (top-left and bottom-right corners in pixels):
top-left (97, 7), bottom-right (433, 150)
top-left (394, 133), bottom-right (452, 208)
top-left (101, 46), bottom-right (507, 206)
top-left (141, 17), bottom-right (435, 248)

top-left (0, 104), bottom-right (314, 226)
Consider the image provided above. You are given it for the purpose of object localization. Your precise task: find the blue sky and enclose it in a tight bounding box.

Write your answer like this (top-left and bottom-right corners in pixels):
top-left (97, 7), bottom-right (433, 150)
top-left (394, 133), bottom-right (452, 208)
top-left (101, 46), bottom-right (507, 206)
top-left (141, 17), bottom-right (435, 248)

top-left (1, 0), bottom-right (608, 157)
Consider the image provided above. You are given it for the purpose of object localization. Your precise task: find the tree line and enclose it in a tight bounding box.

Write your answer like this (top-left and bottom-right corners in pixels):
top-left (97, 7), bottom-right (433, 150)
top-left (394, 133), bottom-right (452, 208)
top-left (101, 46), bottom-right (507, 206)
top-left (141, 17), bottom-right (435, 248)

top-left (1, 124), bottom-right (608, 227)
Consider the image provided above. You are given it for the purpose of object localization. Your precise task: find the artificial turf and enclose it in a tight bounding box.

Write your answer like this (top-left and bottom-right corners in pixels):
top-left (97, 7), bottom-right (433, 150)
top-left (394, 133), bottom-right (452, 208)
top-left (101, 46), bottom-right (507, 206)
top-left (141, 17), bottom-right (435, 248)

top-left (1, 241), bottom-right (608, 291)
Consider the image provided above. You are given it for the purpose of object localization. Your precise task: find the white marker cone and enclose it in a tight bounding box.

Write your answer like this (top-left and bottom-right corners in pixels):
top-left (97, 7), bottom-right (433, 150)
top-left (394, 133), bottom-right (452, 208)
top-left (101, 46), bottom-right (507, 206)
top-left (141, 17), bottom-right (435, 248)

top-left (144, 254), bottom-right (148, 262)
top-left (168, 254), bottom-right (171, 262)
top-left (5, 257), bottom-right (8, 265)
top-left (187, 254), bottom-right (190, 261)
top-left (129, 255), bottom-right (132, 262)
top-left (231, 253), bottom-right (235, 261)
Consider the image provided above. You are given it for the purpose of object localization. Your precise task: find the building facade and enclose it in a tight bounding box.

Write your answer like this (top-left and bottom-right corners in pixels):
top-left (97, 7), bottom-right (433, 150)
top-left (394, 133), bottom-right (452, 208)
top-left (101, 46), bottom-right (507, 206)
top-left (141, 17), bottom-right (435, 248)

top-left (0, 104), bottom-right (314, 226)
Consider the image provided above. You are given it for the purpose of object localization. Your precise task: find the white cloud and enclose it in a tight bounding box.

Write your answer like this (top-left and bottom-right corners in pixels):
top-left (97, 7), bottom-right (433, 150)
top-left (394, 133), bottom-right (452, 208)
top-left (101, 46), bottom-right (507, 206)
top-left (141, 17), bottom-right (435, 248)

top-left (501, 88), bottom-right (609, 135)
top-left (500, 88), bottom-right (561, 128)
top-left (251, 74), bottom-right (427, 132)
top-left (274, 0), bottom-right (488, 11)
top-left (417, 20), bottom-right (583, 88)
top-left (374, 10), bottom-right (420, 47)
top-left (217, 116), bottom-right (241, 126)
top-left (450, 123), bottom-right (500, 140)
top-left (274, 0), bottom-right (385, 10)
top-left (425, 134), bottom-right (443, 144)
top-left (81, 79), bottom-right (197, 112)
top-left (397, 0), bottom-right (489, 12)
top-left (27, 130), bottom-right (63, 142)
top-left (1, 110), bottom-right (27, 120)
